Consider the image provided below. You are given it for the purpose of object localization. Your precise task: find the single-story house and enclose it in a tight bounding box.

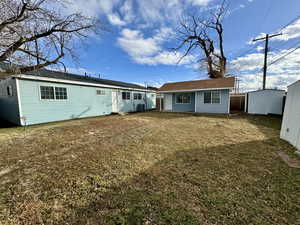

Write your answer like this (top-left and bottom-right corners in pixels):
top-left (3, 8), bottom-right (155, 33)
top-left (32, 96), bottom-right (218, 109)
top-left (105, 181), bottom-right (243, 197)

top-left (245, 89), bottom-right (286, 115)
top-left (158, 77), bottom-right (235, 114)
top-left (280, 80), bottom-right (300, 152)
top-left (0, 69), bottom-right (156, 126)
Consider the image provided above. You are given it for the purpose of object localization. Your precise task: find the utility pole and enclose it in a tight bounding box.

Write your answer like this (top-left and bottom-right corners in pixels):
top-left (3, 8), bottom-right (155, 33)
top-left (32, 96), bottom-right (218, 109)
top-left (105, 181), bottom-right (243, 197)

top-left (253, 33), bottom-right (282, 90)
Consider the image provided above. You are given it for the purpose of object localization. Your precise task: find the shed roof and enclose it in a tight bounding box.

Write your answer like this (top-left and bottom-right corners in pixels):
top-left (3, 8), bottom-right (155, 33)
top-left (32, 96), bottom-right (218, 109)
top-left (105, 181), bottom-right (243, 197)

top-left (158, 77), bottom-right (235, 92)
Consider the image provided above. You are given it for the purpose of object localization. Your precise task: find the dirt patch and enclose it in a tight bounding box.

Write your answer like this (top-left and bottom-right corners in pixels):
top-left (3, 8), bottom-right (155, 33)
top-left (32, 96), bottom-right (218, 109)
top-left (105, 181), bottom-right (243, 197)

top-left (277, 152), bottom-right (300, 168)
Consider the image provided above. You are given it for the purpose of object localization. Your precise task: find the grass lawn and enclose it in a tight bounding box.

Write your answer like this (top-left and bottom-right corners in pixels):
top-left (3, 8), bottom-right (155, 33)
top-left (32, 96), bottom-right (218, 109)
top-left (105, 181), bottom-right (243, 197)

top-left (0, 112), bottom-right (299, 225)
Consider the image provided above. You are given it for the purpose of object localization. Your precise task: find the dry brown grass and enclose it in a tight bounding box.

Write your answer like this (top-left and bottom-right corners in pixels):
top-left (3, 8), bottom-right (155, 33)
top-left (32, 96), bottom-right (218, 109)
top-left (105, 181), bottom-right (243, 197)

top-left (0, 112), bottom-right (299, 225)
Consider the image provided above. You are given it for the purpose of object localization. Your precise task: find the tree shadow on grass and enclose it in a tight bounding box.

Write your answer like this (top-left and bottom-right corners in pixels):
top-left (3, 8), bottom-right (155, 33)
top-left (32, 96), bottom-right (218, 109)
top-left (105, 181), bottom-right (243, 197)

top-left (66, 139), bottom-right (298, 225)
top-left (135, 111), bottom-right (229, 121)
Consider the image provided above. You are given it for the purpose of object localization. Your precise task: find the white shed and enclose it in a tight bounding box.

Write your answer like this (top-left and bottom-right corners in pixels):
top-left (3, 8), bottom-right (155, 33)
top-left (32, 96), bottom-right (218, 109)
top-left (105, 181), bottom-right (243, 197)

top-left (280, 80), bottom-right (300, 151)
top-left (245, 89), bottom-right (286, 115)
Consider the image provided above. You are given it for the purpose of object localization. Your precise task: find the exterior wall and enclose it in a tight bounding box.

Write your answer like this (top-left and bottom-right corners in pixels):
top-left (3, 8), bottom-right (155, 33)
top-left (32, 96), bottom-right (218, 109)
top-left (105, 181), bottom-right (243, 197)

top-left (0, 78), bottom-right (21, 125)
top-left (163, 93), bottom-right (173, 111)
top-left (116, 90), bottom-right (156, 112)
top-left (195, 89), bottom-right (230, 114)
top-left (247, 90), bottom-right (285, 115)
top-left (146, 92), bottom-right (156, 110)
top-left (280, 81), bottom-right (300, 151)
top-left (18, 79), bottom-right (112, 125)
top-left (172, 92), bottom-right (195, 112)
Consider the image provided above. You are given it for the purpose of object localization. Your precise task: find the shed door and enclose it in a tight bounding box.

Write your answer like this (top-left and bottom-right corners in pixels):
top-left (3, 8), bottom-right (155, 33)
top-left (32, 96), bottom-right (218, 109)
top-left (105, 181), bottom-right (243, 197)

top-left (112, 91), bottom-right (118, 113)
top-left (164, 94), bottom-right (172, 111)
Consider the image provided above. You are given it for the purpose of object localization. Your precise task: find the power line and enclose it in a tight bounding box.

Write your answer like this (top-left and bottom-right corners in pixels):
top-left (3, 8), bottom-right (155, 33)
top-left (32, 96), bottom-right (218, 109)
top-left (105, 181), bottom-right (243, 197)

top-left (268, 45), bottom-right (300, 67)
top-left (253, 33), bottom-right (282, 90)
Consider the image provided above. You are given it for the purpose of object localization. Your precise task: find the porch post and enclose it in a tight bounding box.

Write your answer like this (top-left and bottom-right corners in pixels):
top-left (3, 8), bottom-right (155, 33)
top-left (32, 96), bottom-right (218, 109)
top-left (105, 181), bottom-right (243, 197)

top-left (194, 92), bottom-right (197, 113)
top-left (160, 93), bottom-right (163, 111)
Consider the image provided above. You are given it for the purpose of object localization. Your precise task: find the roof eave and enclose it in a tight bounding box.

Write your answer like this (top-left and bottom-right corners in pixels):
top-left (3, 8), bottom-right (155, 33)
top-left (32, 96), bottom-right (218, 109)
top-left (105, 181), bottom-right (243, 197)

top-left (158, 87), bottom-right (234, 93)
top-left (12, 74), bottom-right (154, 92)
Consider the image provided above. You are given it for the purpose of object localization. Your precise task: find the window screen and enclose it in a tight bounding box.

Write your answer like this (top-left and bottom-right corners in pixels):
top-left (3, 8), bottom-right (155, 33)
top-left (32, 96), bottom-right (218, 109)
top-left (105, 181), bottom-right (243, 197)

top-left (96, 90), bottom-right (106, 95)
top-left (134, 93), bottom-right (142, 100)
top-left (122, 92), bottom-right (131, 100)
top-left (204, 91), bottom-right (220, 104)
top-left (212, 91), bottom-right (221, 104)
top-left (55, 87), bottom-right (68, 100)
top-left (204, 92), bottom-right (212, 104)
top-left (176, 94), bottom-right (191, 104)
top-left (40, 86), bottom-right (55, 100)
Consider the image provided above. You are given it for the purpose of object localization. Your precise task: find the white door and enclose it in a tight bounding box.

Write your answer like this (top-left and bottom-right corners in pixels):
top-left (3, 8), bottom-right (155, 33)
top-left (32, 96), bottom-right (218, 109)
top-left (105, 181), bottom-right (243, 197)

top-left (112, 91), bottom-right (118, 113)
top-left (164, 94), bottom-right (172, 111)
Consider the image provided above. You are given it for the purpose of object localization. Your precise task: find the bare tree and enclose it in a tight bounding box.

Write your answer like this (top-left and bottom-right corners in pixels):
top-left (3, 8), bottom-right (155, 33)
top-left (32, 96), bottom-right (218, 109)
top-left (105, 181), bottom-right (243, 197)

top-left (175, 1), bottom-right (228, 79)
top-left (0, 0), bottom-right (102, 77)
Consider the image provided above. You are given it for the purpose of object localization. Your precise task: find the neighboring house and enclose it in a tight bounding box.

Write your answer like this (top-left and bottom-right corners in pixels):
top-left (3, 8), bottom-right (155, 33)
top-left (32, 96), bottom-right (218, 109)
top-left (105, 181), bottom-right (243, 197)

top-left (245, 89), bottom-right (286, 115)
top-left (158, 77), bottom-right (235, 114)
top-left (0, 69), bottom-right (156, 126)
top-left (280, 80), bottom-right (300, 152)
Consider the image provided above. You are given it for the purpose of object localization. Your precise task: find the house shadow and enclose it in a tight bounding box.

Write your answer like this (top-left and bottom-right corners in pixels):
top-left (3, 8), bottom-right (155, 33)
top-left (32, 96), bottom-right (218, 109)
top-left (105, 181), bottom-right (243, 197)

top-left (0, 119), bottom-right (17, 129)
top-left (65, 138), bottom-right (297, 225)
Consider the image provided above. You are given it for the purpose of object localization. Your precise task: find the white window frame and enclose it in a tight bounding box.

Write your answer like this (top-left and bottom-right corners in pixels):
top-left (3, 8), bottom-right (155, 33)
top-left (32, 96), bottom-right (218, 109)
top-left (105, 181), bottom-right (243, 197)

top-left (133, 93), bottom-right (142, 100)
top-left (203, 91), bottom-right (221, 104)
top-left (39, 85), bottom-right (68, 101)
top-left (175, 93), bottom-right (192, 104)
top-left (122, 91), bottom-right (131, 100)
top-left (96, 89), bottom-right (106, 95)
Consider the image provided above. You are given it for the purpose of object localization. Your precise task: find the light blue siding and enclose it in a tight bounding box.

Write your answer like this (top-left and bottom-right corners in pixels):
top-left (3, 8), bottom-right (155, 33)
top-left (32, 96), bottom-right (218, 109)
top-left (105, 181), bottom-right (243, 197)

top-left (172, 93), bottom-right (195, 112)
top-left (117, 91), bottom-right (156, 112)
top-left (162, 89), bottom-right (230, 114)
top-left (195, 89), bottom-right (230, 114)
top-left (18, 79), bottom-right (112, 125)
top-left (0, 78), bottom-right (21, 125)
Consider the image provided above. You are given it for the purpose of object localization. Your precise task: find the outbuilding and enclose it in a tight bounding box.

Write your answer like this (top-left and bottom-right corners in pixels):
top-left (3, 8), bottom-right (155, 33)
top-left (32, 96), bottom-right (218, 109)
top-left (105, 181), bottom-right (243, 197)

top-left (0, 69), bottom-right (156, 126)
top-left (245, 89), bottom-right (286, 115)
top-left (280, 80), bottom-right (300, 152)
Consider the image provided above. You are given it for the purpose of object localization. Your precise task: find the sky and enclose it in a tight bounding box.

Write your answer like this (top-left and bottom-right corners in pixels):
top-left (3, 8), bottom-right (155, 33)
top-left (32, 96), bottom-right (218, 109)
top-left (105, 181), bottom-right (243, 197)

top-left (60, 0), bottom-right (300, 92)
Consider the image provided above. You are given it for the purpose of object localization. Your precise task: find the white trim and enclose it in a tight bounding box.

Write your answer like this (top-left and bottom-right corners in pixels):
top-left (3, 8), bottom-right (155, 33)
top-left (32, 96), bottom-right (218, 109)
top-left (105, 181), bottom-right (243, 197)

top-left (194, 92), bottom-right (197, 112)
top-left (12, 74), bottom-right (155, 93)
top-left (203, 90), bottom-right (221, 105)
top-left (15, 78), bottom-right (24, 126)
top-left (38, 84), bottom-right (69, 102)
top-left (227, 92), bottom-right (230, 114)
top-left (175, 93), bottom-right (192, 104)
top-left (159, 87), bottom-right (233, 93)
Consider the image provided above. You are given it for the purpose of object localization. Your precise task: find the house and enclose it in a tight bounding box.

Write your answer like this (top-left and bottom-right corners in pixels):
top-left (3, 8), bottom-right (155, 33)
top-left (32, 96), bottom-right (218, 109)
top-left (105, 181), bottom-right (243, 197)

top-left (245, 89), bottom-right (286, 115)
top-left (158, 77), bottom-right (235, 114)
top-left (280, 80), bottom-right (300, 152)
top-left (0, 69), bottom-right (156, 126)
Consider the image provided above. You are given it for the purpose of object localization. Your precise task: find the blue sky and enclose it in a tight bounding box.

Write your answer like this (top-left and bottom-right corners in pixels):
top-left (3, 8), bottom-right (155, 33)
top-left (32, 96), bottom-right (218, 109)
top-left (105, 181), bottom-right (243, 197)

top-left (61, 0), bottom-right (300, 91)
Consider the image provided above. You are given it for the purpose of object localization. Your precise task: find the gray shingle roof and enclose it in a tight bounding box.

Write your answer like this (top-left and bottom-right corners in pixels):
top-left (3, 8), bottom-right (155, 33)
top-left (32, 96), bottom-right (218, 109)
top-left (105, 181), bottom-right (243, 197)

top-left (0, 62), bottom-right (148, 90)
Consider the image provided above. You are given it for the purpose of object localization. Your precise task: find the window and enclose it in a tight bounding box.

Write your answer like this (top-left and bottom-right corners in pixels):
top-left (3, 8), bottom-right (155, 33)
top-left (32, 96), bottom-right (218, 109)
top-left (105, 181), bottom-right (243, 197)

top-left (40, 86), bottom-right (67, 100)
top-left (96, 90), bottom-right (106, 95)
top-left (122, 92), bottom-right (131, 100)
top-left (176, 93), bottom-right (191, 104)
top-left (7, 85), bottom-right (13, 96)
top-left (40, 86), bottom-right (55, 100)
top-left (204, 91), bottom-right (220, 104)
top-left (133, 93), bottom-right (142, 100)
top-left (55, 87), bottom-right (67, 100)
top-left (204, 92), bottom-right (211, 104)
top-left (212, 91), bottom-right (221, 104)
